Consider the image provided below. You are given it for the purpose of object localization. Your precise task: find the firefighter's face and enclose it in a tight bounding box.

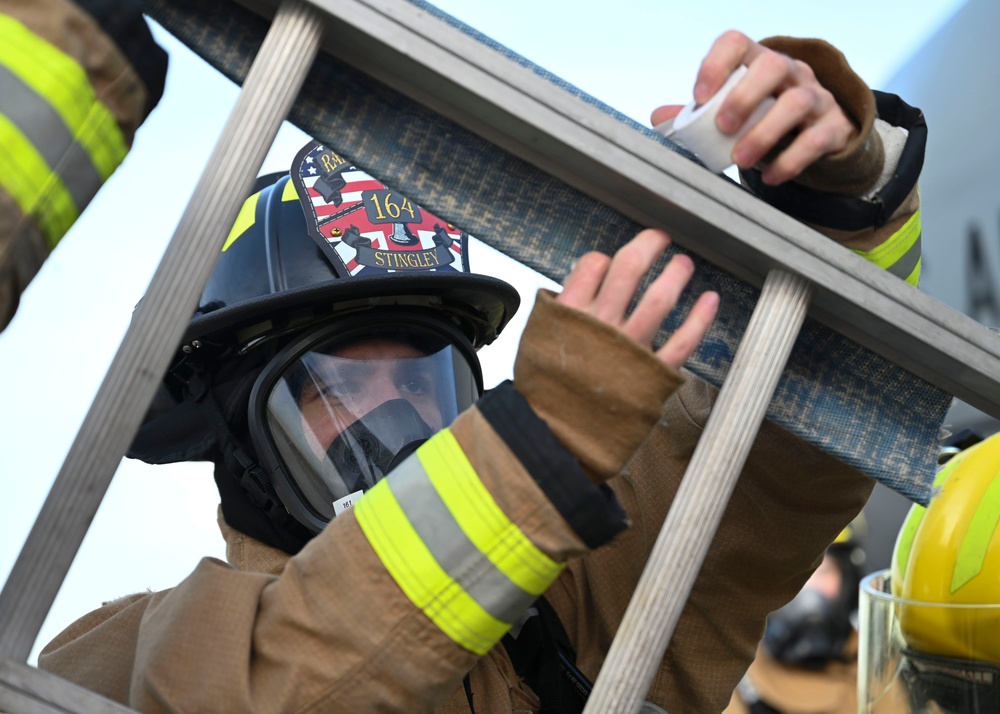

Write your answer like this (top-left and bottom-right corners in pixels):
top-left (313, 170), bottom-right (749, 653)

top-left (296, 339), bottom-right (445, 456)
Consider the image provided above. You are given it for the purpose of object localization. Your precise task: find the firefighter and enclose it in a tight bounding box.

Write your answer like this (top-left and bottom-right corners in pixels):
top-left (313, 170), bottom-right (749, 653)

top-left (0, 0), bottom-right (168, 330)
top-left (868, 432), bottom-right (1000, 713)
top-left (39, 29), bottom-right (927, 713)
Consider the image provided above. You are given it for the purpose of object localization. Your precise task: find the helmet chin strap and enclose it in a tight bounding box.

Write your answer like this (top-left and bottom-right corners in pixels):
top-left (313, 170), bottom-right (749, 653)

top-left (183, 369), bottom-right (293, 530)
top-left (325, 399), bottom-right (435, 493)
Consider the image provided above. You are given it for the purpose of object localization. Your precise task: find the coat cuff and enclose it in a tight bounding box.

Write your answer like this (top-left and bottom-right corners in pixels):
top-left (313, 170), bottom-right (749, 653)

top-left (756, 36), bottom-right (883, 197)
top-left (477, 382), bottom-right (629, 550)
top-left (741, 91), bottom-right (926, 231)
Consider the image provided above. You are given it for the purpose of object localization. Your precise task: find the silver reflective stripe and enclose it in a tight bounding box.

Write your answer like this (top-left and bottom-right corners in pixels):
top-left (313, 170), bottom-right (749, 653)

top-left (888, 232), bottom-right (922, 281)
top-left (387, 454), bottom-right (537, 625)
top-left (0, 64), bottom-right (103, 212)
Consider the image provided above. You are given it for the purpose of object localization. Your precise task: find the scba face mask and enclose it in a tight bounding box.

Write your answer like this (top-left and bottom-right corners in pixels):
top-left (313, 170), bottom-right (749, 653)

top-left (250, 313), bottom-right (481, 533)
top-left (763, 586), bottom-right (853, 669)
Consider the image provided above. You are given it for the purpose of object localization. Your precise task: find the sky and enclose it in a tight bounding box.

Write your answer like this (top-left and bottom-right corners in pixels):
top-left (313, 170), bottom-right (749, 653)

top-left (0, 0), bottom-right (969, 663)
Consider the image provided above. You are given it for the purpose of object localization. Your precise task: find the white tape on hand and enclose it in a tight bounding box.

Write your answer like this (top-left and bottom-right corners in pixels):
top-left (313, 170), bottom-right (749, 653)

top-left (654, 65), bottom-right (775, 173)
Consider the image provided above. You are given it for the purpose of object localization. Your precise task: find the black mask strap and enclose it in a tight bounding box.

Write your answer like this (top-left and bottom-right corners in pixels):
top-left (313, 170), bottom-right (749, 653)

top-left (183, 370), bottom-right (292, 532)
top-left (199, 392), bottom-right (289, 526)
top-left (325, 399), bottom-right (434, 492)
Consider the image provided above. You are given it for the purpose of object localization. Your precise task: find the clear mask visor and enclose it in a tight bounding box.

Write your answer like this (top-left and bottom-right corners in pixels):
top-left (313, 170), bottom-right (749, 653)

top-left (259, 330), bottom-right (478, 525)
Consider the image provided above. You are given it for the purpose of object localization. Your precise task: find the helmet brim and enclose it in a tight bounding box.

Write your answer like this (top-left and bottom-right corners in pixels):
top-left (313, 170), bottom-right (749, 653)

top-left (183, 270), bottom-right (521, 352)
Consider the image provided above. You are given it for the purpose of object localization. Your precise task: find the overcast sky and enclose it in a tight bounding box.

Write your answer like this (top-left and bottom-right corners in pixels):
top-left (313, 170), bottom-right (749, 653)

top-left (0, 0), bottom-right (967, 662)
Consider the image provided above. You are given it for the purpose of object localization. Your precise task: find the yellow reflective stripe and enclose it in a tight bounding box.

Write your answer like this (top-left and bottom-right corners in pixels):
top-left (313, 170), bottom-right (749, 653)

top-left (952, 468), bottom-right (1000, 592)
top-left (389, 449), bottom-right (548, 625)
top-left (0, 14), bottom-right (126, 181)
top-left (222, 193), bottom-right (260, 251)
top-left (892, 503), bottom-right (923, 585)
top-left (0, 113), bottom-right (77, 245)
top-left (859, 210), bottom-right (920, 267)
top-left (75, 96), bottom-right (127, 183)
top-left (852, 209), bottom-right (922, 287)
top-left (281, 177), bottom-right (299, 201)
top-left (356, 429), bottom-right (566, 655)
top-left (894, 460), bottom-right (955, 585)
top-left (419, 430), bottom-right (562, 594)
top-left (356, 475), bottom-right (508, 655)
top-left (904, 257), bottom-right (921, 287)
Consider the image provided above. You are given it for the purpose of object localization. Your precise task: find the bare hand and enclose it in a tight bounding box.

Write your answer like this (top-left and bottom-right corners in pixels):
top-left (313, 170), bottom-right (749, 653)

top-left (651, 30), bottom-right (857, 185)
top-left (556, 229), bottom-right (718, 370)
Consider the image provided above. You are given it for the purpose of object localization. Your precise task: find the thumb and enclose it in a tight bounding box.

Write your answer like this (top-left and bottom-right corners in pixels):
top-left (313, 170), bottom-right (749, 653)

top-left (650, 104), bottom-right (684, 128)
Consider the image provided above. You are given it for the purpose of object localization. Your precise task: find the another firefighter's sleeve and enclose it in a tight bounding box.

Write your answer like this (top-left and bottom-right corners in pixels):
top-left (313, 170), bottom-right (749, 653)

top-left (740, 36), bottom-right (925, 287)
top-left (39, 290), bottom-right (683, 713)
top-left (0, 0), bottom-right (167, 330)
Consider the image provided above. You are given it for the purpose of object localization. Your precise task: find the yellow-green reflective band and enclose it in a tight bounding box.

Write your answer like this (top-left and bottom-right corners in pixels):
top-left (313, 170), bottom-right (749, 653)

top-left (0, 65), bottom-right (103, 221)
top-left (852, 209), bottom-right (922, 287)
top-left (281, 178), bottom-right (299, 201)
top-left (904, 257), bottom-right (921, 287)
top-left (0, 114), bottom-right (78, 246)
top-left (893, 459), bottom-right (955, 584)
top-left (892, 503), bottom-right (923, 585)
top-left (952, 468), bottom-right (1000, 592)
top-left (355, 430), bottom-right (564, 655)
top-left (223, 193), bottom-right (261, 251)
top-left (0, 14), bottom-right (127, 183)
top-left (356, 474), bottom-right (507, 655)
top-left (419, 430), bottom-right (563, 594)
top-left (388, 458), bottom-right (540, 625)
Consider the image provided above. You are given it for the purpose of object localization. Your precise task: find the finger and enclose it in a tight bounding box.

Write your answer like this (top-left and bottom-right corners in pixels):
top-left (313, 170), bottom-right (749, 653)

top-left (557, 251), bottom-right (612, 311)
top-left (759, 111), bottom-right (856, 185)
top-left (623, 253), bottom-right (694, 345)
top-left (591, 229), bottom-right (671, 324)
top-left (656, 291), bottom-right (719, 370)
top-left (717, 49), bottom-right (797, 134)
top-left (694, 30), bottom-right (757, 104)
top-left (650, 104), bottom-right (683, 128)
top-left (731, 85), bottom-right (821, 168)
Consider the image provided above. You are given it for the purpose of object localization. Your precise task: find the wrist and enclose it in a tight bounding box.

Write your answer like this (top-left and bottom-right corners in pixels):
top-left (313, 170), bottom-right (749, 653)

top-left (759, 36), bottom-right (883, 197)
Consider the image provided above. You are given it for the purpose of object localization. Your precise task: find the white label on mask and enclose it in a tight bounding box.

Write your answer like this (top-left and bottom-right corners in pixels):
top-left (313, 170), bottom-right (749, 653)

top-left (333, 490), bottom-right (365, 517)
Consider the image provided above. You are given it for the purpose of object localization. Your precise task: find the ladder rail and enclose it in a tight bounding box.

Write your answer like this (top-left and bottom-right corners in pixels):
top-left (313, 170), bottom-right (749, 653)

top-left (583, 270), bottom-right (814, 712)
top-left (0, 0), bottom-right (325, 664)
top-left (0, 658), bottom-right (137, 714)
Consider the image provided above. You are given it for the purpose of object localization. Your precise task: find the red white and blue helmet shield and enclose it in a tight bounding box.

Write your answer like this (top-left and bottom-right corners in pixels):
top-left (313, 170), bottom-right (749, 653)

top-left (292, 141), bottom-right (470, 278)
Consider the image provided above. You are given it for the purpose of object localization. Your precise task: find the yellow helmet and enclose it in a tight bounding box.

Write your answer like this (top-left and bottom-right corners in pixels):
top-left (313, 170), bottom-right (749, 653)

top-left (832, 511), bottom-right (867, 552)
top-left (890, 431), bottom-right (1000, 664)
